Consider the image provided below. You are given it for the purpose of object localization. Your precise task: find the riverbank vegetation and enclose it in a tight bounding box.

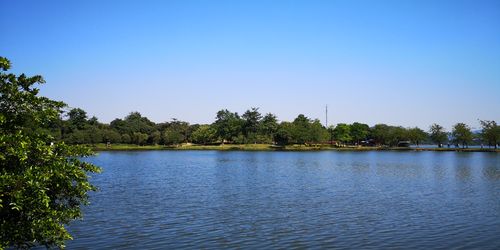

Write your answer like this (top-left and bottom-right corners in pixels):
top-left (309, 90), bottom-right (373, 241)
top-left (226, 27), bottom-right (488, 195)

top-left (89, 143), bottom-right (499, 152)
top-left (51, 107), bottom-right (499, 150)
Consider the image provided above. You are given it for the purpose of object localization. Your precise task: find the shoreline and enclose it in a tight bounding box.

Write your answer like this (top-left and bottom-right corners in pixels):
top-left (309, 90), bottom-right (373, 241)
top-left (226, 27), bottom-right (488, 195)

top-left (89, 143), bottom-right (500, 153)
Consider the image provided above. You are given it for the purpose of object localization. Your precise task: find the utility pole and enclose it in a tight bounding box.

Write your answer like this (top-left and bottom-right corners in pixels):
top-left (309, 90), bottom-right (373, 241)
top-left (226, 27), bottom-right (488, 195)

top-left (325, 104), bottom-right (328, 128)
top-left (326, 104), bottom-right (333, 144)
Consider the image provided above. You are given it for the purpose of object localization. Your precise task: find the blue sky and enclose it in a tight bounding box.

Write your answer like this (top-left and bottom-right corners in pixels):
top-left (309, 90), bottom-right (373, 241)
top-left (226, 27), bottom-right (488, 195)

top-left (1, 0), bottom-right (499, 130)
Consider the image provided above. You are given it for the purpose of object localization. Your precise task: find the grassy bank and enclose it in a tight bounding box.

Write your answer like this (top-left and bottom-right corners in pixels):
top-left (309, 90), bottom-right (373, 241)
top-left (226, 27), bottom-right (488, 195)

top-left (89, 143), bottom-right (499, 153)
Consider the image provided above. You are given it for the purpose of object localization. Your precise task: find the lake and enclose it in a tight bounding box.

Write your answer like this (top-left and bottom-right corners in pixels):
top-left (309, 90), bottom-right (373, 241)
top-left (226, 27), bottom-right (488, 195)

top-left (67, 151), bottom-right (500, 249)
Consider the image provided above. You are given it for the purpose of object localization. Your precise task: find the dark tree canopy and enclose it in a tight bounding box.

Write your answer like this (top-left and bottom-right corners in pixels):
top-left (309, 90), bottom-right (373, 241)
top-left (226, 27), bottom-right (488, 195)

top-left (67, 108), bottom-right (88, 130)
top-left (0, 57), bottom-right (100, 248)
top-left (213, 109), bottom-right (243, 143)
top-left (242, 107), bottom-right (262, 137)
top-left (260, 113), bottom-right (278, 136)
top-left (274, 122), bottom-right (293, 145)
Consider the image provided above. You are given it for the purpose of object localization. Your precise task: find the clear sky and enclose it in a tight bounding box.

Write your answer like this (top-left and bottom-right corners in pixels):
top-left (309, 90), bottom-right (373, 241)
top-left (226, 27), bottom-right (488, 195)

top-left (1, 0), bottom-right (499, 130)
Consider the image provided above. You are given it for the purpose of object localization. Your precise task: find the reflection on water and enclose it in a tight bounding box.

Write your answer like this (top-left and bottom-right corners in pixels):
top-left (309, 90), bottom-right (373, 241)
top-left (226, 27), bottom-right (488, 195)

top-left (67, 151), bottom-right (500, 249)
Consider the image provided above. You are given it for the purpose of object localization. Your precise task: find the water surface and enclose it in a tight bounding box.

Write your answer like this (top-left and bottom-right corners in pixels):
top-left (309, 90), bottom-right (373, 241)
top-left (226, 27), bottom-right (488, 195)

top-left (68, 151), bottom-right (500, 249)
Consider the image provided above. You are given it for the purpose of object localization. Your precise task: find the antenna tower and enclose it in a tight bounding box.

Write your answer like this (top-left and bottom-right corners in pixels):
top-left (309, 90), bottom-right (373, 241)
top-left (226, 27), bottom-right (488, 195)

top-left (325, 105), bottom-right (328, 127)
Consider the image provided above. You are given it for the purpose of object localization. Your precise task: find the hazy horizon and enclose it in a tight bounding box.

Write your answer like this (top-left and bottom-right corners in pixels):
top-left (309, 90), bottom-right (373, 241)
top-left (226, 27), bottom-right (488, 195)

top-left (1, 0), bottom-right (499, 130)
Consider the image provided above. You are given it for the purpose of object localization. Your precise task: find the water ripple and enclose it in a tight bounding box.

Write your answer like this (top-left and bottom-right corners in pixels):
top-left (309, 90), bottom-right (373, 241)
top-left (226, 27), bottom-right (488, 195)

top-left (65, 151), bottom-right (500, 249)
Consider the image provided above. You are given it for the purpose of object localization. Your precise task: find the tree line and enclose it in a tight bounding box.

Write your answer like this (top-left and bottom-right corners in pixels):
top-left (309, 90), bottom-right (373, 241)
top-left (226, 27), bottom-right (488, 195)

top-left (51, 107), bottom-right (499, 149)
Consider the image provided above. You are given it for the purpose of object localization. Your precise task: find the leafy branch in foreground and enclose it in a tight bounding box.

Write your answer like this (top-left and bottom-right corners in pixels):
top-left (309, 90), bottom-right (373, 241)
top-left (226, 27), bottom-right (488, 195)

top-left (0, 57), bottom-right (101, 249)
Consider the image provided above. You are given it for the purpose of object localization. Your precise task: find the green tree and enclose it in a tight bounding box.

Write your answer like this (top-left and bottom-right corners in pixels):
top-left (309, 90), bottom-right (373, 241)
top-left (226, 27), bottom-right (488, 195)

top-left (291, 114), bottom-right (311, 144)
top-left (368, 124), bottom-right (408, 146)
top-left (65, 129), bottom-right (86, 144)
top-left (191, 125), bottom-right (216, 144)
top-left (260, 113), bottom-right (278, 134)
top-left (121, 133), bottom-right (131, 144)
top-left (350, 122), bottom-right (370, 145)
top-left (87, 116), bottom-right (99, 126)
top-left (452, 123), bottom-right (473, 148)
top-left (387, 126), bottom-right (408, 146)
top-left (479, 120), bottom-right (499, 149)
top-left (0, 57), bottom-right (100, 248)
top-left (110, 112), bottom-right (155, 135)
top-left (162, 128), bottom-right (184, 145)
top-left (429, 123), bottom-right (448, 147)
top-left (84, 126), bottom-right (103, 145)
top-left (309, 120), bottom-right (328, 144)
top-left (102, 129), bottom-right (121, 144)
top-left (131, 132), bottom-right (148, 145)
top-left (259, 113), bottom-right (278, 140)
top-left (67, 108), bottom-right (88, 130)
top-left (232, 134), bottom-right (247, 144)
top-left (274, 122), bottom-right (293, 145)
top-left (370, 124), bottom-right (390, 146)
top-left (333, 123), bottom-right (352, 145)
top-left (110, 118), bottom-right (126, 134)
top-left (327, 125), bottom-right (335, 144)
top-left (407, 127), bottom-right (427, 146)
top-left (213, 109), bottom-right (243, 143)
top-left (186, 124), bottom-right (200, 142)
top-left (148, 130), bottom-right (161, 145)
top-left (242, 108), bottom-right (262, 142)
top-left (165, 119), bottom-right (190, 143)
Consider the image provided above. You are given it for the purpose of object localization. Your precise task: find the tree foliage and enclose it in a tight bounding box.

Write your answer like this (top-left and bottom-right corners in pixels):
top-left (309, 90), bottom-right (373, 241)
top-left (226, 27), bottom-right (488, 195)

top-left (67, 108), bottom-right (88, 130)
top-left (309, 120), bottom-right (329, 144)
top-left (260, 113), bottom-right (278, 136)
top-left (479, 120), bottom-right (499, 149)
top-left (46, 105), bottom-right (495, 148)
top-left (429, 123), bottom-right (448, 147)
top-left (407, 127), bottom-right (428, 146)
top-left (274, 122), bottom-right (293, 145)
top-left (162, 129), bottom-right (184, 145)
top-left (333, 123), bottom-right (352, 144)
top-left (191, 125), bottom-right (216, 144)
top-left (213, 109), bottom-right (243, 143)
top-left (350, 122), bottom-right (370, 144)
top-left (452, 123), bottom-right (473, 148)
top-left (291, 114), bottom-right (312, 144)
top-left (0, 57), bottom-right (100, 248)
top-left (242, 107), bottom-right (262, 137)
